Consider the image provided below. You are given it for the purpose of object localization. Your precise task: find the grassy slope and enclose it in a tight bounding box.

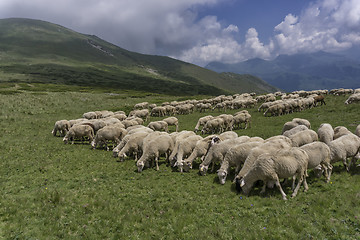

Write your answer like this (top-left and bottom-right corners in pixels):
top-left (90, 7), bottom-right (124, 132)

top-left (0, 83), bottom-right (359, 239)
top-left (0, 18), bottom-right (278, 95)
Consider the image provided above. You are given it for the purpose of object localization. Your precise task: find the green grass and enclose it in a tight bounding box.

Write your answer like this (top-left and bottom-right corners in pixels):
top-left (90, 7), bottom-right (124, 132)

top-left (0, 85), bottom-right (359, 239)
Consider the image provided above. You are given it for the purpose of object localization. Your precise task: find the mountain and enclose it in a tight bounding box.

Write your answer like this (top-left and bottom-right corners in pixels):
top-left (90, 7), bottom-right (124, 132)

top-left (0, 18), bottom-right (278, 95)
top-left (206, 51), bottom-right (360, 92)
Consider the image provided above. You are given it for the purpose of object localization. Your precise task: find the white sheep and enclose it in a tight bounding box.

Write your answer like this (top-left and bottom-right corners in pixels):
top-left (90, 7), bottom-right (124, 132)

top-left (147, 120), bottom-right (168, 132)
top-left (136, 134), bottom-right (174, 172)
top-left (82, 111), bottom-right (97, 120)
top-left (117, 131), bottom-right (150, 161)
top-left (355, 124), bottom-right (360, 138)
top-left (328, 133), bottom-right (360, 171)
top-left (163, 117), bottom-right (179, 132)
top-left (201, 117), bottom-right (224, 134)
top-left (194, 115), bottom-right (214, 133)
top-left (345, 93), bottom-right (360, 104)
top-left (233, 112), bottom-right (251, 129)
top-left (238, 147), bottom-right (309, 200)
top-left (289, 129), bottom-right (318, 147)
top-left (317, 123), bottom-right (334, 145)
top-left (282, 118), bottom-right (311, 134)
top-left (173, 135), bottom-right (203, 172)
top-left (63, 124), bottom-right (94, 145)
top-left (199, 136), bottom-right (250, 175)
top-left (217, 140), bottom-right (264, 185)
top-left (282, 125), bottom-right (308, 138)
top-left (51, 120), bottom-right (71, 137)
top-left (169, 131), bottom-right (197, 164)
top-left (300, 142), bottom-right (332, 182)
top-left (91, 125), bottom-right (127, 150)
top-left (333, 126), bottom-right (352, 139)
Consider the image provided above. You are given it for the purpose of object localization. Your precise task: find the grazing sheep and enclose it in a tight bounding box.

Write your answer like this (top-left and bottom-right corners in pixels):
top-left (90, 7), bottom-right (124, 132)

top-left (129, 109), bottom-right (149, 121)
top-left (173, 135), bottom-right (203, 172)
top-left (150, 106), bottom-right (166, 117)
top-left (134, 102), bottom-right (149, 110)
top-left (217, 131), bottom-right (238, 140)
top-left (183, 135), bottom-right (216, 171)
top-left (112, 113), bottom-right (127, 121)
top-left (136, 134), bottom-right (174, 172)
top-left (238, 147), bottom-right (309, 200)
top-left (122, 119), bottom-right (140, 129)
top-left (169, 131), bottom-right (197, 164)
top-left (199, 136), bottom-right (250, 175)
top-left (300, 142), bottom-right (332, 182)
top-left (147, 121), bottom-right (168, 132)
top-left (79, 119), bottom-right (107, 133)
top-left (282, 125), bottom-right (308, 138)
top-left (217, 140), bottom-right (264, 184)
top-left (289, 129), bottom-right (318, 147)
top-left (333, 126), bottom-right (352, 139)
top-left (91, 126), bottom-right (127, 150)
top-left (317, 123), bottom-right (334, 145)
top-left (345, 93), bottom-right (360, 104)
top-left (282, 118), bottom-right (311, 134)
top-left (234, 136), bottom-right (292, 182)
top-left (313, 95), bottom-right (326, 106)
top-left (194, 115), bottom-right (214, 133)
top-left (201, 117), bottom-right (225, 134)
top-left (163, 117), bottom-right (179, 132)
top-left (233, 112), bottom-right (251, 129)
top-left (328, 133), bottom-right (360, 171)
top-left (63, 124), bottom-right (94, 145)
top-left (292, 118), bottom-right (311, 129)
top-left (117, 131), bottom-right (150, 161)
top-left (218, 114), bottom-right (234, 131)
top-left (52, 120), bottom-right (71, 137)
top-left (82, 111), bottom-right (98, 120)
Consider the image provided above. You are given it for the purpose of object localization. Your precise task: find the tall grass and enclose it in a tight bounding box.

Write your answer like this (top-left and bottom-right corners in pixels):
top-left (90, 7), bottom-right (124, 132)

top-left (0, 85), bottom-right (359, 239)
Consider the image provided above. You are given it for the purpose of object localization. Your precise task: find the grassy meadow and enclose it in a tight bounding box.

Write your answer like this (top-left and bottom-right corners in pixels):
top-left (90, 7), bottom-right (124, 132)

top-left (0, 83), bottom-right (359, 239)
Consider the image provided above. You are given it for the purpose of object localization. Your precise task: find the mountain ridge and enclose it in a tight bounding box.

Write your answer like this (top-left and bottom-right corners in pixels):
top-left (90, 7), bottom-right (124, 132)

top-left (0, 18), bottom-right (279, 95)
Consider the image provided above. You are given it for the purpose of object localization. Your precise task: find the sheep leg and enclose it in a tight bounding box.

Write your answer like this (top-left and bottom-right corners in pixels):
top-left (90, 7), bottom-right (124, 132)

top-left (155, 156), bottom-right (159, 171)
top-left (260, 182), bottom-right (267, 195)
top-left (291, 174), bottom-right (304, 198)
top-left (274, 176), bottom-right (287, 200)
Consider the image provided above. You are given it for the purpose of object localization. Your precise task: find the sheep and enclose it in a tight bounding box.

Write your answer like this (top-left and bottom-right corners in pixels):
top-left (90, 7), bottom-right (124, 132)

top-left (122, 119), bottom-right (140, 129)
top-left (51, 120), bottom-right (71, 137)
top-left (345, 93), bottom-right (360, 104)
top-left (169, 131), bottom-right (197, 164)
top-left (150, 106), bottom-right (166, 117)
top-left (136, 134), bottom-right (174, 172)
top-left (163, 117), bottom-right (179, 132)
top-left (217, 131), bottom-right (238, 140)
top-left (103, 117), bottom-right (121, 126)
top-left (300, 142), bottom-right (332, 182)
top-left (217, 140), bottom-right (264, 185)
top-left (91, 126), bottom-right (127, 150)
top-left (238, 147), bottom-right (309, 200)
top-left (317, 123), bottom-right (334, 145)
top-left (194, 115), bottom-right (214, 133)
top-left (333, 126), bottom-right (352, 139)
top-left (355, 124), bottom-right (360, 138)
top-left (173, 135), bottom-right (203, 172)
top-left (292, 118), bottom-right (311, 129)
top-left (63, 124), bottom-right (94, 145)
top-left (327, 133), bottom-right (360, 171)
top-left (79, 119), bottom-right (106, 133)
top-left (134, 102), bottom-right (149, 110)
top-left (82, 111), bottom-right (97, 120)
top-left (281, 118), bottom-right (311, 134)
top-left (201, 118), bottom-right (224, 134)
top-left (218, 114), bottom-right (234, 131)
top-left (289, 129), bottom-right (318, 147)
top-left (313, 95), bottom-right (326, 106)
top-left (282, 125), bottom-right (308, 138)
top-left (117, 131), bottom-right (150, 161)
top-left (199, 136), bottom-right (250, 175)
top-left (263, 103), bottom-right (284, 117)
top-left (68, 118), bottom-right (87, 127)
top-left (112, 113), bottom-right (127, 121)
top-left (234, 136), bottom-right (293, 182)
top-left (147, 120), bottom-right (168, 132)
top-left (233, 112), bottom-right (251, 129)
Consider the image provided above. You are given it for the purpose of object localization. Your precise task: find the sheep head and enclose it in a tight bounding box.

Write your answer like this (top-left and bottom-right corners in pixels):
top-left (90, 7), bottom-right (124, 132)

top-left (217, 169), bottom-right (227, 185)
top-left (199, 164), bottom-right (208, 176)
top-left (137, 160), bottom-right (145, 173)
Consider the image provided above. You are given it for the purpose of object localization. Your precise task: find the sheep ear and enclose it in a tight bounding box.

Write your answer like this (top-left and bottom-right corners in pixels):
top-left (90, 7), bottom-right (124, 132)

top-left (240, 179), bottom-right (245, 187)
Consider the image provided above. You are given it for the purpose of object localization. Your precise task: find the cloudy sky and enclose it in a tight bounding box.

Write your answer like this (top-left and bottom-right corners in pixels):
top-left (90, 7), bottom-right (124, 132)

top-left (1, 0), bottom-right (360, 66)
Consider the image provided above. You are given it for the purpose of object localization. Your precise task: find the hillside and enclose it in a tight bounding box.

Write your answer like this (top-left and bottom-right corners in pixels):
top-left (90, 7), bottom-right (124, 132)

top-left (0, 18), bottom-right (278, 95)
top-left (206, 51), bottom-right (360, 92)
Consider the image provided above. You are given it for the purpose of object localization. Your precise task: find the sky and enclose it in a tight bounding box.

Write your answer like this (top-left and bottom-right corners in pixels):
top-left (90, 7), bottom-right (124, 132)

top-left (1, 0), bottom-right (360, 66)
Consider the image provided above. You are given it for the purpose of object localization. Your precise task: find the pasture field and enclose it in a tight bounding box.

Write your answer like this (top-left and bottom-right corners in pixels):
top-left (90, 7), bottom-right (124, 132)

top-left (0, 83), bottom-right (359, 239)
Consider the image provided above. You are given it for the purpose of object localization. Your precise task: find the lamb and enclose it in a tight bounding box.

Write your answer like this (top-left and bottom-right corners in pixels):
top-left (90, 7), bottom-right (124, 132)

top-left (173, 135), bottom-right (203, 172)
top-left (199, 136), bottom-right (250, 175)
top-left (194, 115), bottom-right (214, 133)
top-left (147, 120), bottom-right (168, 132)
top-left (117, 131), bottom-right (150, 161)
top-left (234, 136), bottom-right (293, 182)
top-left (327, 133), bottom-right (360, 171)
top-left (91, 125), bottom-right (127, 150)
top-left (163, 117), bottom-right (179, 132)
top-left (217, 140), bottom-right (264, 184)
top-left (300, 142), bottom-right (332, 182)
top-left (238, 147), bottom-right (309, 200)
top-left (52, 120), bottom-right (71, 137)
top-left (333, 126), bottom-right (352, 139)
top-left (282, 125), bottom-right (308, 138)
top-left (63, 124), bottom-right (94, 145)
top-left (136, 134), bottom-right (174, 172)
top-left (289, 129), bottom-right (318, 147)
top-left (317, 123), bottom-right (334, 145)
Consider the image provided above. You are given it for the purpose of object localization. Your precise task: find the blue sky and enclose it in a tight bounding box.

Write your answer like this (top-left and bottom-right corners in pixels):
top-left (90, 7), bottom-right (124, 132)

top-left (0, 0), bottom-right (359, 66)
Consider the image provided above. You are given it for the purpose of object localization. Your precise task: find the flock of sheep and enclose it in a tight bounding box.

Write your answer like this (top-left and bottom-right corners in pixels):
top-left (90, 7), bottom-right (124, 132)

top-left (51, 87), bottom-right (360, 200)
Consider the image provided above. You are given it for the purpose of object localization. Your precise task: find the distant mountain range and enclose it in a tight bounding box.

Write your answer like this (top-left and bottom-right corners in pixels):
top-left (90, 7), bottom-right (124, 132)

top-left (206, 51), bottom-right (360, 92)
top-left (0, 18), bottom-right (278, 95)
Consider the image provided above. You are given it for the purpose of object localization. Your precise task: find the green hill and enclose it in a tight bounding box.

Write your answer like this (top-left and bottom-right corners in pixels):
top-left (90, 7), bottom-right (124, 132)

top-left (0, 18), bottom-right (278, 95)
